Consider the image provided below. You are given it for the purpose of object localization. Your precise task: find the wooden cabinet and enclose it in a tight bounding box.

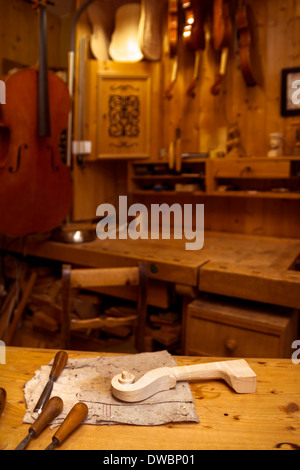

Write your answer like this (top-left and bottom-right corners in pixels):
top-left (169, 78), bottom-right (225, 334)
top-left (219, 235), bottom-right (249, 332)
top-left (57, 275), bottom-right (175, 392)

top-left (95, 72), bottom-right (151, 159)
top-left (129, 159), bottom-right (208, 194)
top-left (211, 157), bottom-right (300, 197)
top-left (72, 59), bottom-right (162, 221)
top-left (128, 156), bottom-right (300, 199)
top-left (185, 295), bottom-right (299, 358)
top-left (128, 156), bottom-right (300, 238)
top-left (83, 60), bottom-right (161, 161)
top-left (212, 158), bottom-right (291, 179)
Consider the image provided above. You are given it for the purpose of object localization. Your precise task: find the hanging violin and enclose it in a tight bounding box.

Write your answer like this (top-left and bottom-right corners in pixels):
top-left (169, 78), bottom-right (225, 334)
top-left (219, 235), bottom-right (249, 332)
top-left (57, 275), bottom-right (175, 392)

top-left (236, 0), bottom-right (262, 87)
top-left (164, 0), bottom-right (179, 99)
top-left (182, 0), bottom-right (206, 97)
top-left (0, 0), bottom-right (72, 236)
top-left (210, 0), bottom-right (232, 95)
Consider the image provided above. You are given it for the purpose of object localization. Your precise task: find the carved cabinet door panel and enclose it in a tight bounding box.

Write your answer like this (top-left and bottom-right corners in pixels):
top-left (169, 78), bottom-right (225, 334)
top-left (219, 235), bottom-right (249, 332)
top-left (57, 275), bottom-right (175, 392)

top-left (96, 73), bottom-right (151, 158)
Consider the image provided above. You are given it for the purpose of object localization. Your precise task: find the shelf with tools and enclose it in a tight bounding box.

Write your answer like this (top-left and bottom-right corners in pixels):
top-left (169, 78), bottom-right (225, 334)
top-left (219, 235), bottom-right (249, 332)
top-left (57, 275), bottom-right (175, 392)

top-left (128, 159), bottom-right (208, 194)
top-left (128, 156), bottom-right (300, 199)
top-left (209, 156), bottom-right (300, 199)
top-left (127, 156), bottom-right (300, 239)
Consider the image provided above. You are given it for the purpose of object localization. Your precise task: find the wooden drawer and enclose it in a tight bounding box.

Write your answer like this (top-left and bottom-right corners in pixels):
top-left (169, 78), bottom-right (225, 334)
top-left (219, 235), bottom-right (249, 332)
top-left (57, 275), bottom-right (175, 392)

top-left (185, 295), bottom-right (299, 358)
top-left (212, 160), bottom-right (290, 178)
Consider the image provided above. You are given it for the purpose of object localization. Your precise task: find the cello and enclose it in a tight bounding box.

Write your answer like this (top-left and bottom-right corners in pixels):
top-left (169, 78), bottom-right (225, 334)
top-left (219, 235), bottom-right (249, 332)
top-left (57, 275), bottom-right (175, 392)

top-left (0, 0), bottom-right (72, 236)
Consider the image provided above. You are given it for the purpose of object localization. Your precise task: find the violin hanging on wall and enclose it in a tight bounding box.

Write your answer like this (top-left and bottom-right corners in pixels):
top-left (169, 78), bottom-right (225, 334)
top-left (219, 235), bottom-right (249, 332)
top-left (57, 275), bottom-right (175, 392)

top-left (138, 0), bottom-right (163, 61)
top-left (210, 0), bottom-right (232, 95)
top-left (236, 0), bottom-right (262, 87)
top-left (164, 0), bottom-right (179, 99)
top-left (87, 0), bottom-right (114, 61)
top-left (0, 0), bottom-right (72, 236)
top-left (109, 3), bottom-right (144, 63)
top-left (182, 0), bottom-right (206, 97)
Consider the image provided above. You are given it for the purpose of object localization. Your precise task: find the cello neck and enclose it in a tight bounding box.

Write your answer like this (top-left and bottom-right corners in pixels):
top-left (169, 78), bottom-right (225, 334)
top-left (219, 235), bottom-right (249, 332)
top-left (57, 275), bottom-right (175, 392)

top-left (38, 2), bottom-right (51, 137)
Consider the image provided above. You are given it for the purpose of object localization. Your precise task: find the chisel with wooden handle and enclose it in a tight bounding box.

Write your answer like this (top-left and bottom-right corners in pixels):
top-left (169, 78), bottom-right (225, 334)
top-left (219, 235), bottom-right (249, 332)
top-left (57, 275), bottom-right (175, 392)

top-left (34, 350), bottom-right (68, 414)
top-left (0, 387), bottom-right (6, 417)
top-left (44, 402), bottom-right (88, 450)
top-left (15, 396), bottom-right (63, 450)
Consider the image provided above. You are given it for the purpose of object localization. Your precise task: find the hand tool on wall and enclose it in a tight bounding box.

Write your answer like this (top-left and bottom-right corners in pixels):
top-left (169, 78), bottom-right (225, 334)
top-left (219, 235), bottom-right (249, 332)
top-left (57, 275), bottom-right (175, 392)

top-left (34, 351), bottom-right (68, 414)
top-left (111, 359), bottom-right (257, 402)
top-left (0, 388), bottom-right (6, 417)
top-left (15, 396), bottom-right (63, 450)
top-left (175, 127), bottom-right (182, 173)
top-left (44, 402), bottom-right (88, 450)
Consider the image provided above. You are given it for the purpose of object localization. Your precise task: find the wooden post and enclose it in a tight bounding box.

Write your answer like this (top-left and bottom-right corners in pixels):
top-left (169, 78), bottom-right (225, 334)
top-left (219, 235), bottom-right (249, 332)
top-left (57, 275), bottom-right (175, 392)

top-left (4, 271), bottom-right (37, 345)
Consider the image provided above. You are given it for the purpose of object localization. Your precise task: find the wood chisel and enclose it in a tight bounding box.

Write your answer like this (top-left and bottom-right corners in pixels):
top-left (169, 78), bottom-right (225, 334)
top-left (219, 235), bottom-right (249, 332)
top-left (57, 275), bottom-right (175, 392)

top-left (44, 402), bottom-right (88, 450)
top-left (34, 350), bottom-right (68, 414)
top-left (15, 396), bottom-right (63, 450)
top-left (0, 387), bottom-right (6, 417)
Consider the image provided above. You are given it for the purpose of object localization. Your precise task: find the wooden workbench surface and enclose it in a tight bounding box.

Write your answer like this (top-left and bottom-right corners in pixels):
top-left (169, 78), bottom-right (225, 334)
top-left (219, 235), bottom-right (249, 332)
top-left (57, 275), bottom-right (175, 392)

top-left (2, 231), bottom-right (300, 307)
top-left (0, 347), bottom-right (299, 450)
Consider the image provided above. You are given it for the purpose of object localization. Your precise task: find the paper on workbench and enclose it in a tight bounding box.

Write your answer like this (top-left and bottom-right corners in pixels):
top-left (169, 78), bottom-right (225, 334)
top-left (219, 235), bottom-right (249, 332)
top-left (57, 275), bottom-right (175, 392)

top-left (23, 350), bottom-right (199, 426)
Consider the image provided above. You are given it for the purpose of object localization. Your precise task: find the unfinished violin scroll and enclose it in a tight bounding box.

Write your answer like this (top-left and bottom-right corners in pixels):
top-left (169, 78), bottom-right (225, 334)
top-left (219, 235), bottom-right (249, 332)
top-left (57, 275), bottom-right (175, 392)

top-left (111, 359), bottom-right (257, 402)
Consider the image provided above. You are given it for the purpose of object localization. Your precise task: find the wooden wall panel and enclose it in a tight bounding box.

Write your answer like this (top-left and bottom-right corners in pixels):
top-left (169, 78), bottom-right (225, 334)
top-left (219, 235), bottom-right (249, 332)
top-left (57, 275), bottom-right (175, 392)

top-left (161, 0), bottom-right (300, 157)
top-left (72, 0), bottom-right (300, 234)
top-left (132, 192), bottom-right (300, 239)
top-left (0, 0), bottom-right (62, 75)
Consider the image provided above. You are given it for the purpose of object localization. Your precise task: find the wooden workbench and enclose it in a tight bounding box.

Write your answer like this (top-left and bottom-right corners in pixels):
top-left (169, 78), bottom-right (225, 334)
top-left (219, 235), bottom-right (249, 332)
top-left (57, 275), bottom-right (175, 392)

top-left (0, 347), bottom-right (300, 450)
top-left (2, 231), bottom-right (300, 308)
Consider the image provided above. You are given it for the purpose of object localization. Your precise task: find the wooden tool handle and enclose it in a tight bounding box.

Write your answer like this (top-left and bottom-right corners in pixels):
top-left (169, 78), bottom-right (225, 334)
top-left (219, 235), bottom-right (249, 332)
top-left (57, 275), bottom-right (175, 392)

top-left (50, 351), bottom-right (68, 379)
top-left (52, 402), bottom-right (88, 446)
top-left (30, 396), bottom-right (63, 437)
top-left (0, 388), bottom-right (6, 417)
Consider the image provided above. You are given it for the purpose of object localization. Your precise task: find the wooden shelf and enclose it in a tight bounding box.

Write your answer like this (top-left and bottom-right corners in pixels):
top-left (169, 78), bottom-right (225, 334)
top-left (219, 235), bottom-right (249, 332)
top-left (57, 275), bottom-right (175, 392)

top-left (132, 189), bottom-right (207, 196)
top-left (209, 190), bottom-right (300, 199)
top-left (128, 157), bottom-right (300, 203)
top-left (132, 173), bottom-right (205, 180)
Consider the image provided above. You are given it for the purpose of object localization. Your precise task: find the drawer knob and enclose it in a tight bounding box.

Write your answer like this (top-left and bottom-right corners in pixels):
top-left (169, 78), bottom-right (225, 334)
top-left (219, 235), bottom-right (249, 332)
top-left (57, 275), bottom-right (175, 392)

top-left (225, 338), bottom-right (237, 352)
top-left (241, 166), bottom-right (252, 175)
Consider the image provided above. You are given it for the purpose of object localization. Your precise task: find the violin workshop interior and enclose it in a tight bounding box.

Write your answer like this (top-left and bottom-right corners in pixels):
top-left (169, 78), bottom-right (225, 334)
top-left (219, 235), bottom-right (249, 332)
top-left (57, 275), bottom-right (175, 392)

top-left (0, 0), bottom-right (300, 356)
top-left (0, 0), bottom-right (300, 456)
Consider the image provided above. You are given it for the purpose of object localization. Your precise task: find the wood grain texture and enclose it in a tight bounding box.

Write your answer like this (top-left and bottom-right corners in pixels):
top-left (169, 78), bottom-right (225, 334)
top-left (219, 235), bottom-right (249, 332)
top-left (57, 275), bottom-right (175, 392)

top-left (185, 295), bottom-right (299, 357)
top-left (160, 0), bottom-right (300, 157)
top-left (0, 347), bottom-right (300, 450)
top-left (111, 359), bottom-right (257, 402)
top-left (2, 230), bottom-right (300, 308)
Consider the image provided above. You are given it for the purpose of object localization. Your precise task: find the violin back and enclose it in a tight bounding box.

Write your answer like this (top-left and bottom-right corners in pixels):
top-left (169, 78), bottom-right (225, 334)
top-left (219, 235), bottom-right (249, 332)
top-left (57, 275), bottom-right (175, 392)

top-left (0, 68), bottom-right (72, 236)
top-left (109, 3), bottom-right (143, 62)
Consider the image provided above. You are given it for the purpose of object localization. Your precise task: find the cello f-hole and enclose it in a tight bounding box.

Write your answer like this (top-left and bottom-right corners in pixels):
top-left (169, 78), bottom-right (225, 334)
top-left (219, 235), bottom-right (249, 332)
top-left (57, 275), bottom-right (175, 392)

top-left (0, 126), bottom-right (10, 166)
top-left (46, 145), bottom-right (60, 172)
top-left (9, 144), bottom-right (28, 173)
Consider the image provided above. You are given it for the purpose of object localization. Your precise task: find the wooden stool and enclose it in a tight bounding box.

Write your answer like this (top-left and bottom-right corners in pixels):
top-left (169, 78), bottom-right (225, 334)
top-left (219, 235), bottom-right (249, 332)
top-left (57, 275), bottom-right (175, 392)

top-left (61, 264), bottom-right (147, 351)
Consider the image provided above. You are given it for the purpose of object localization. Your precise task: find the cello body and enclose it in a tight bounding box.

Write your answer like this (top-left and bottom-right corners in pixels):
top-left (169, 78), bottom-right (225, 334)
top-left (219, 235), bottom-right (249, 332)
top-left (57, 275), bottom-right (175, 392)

top-left (0, 67), bottom-right (72, 236)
